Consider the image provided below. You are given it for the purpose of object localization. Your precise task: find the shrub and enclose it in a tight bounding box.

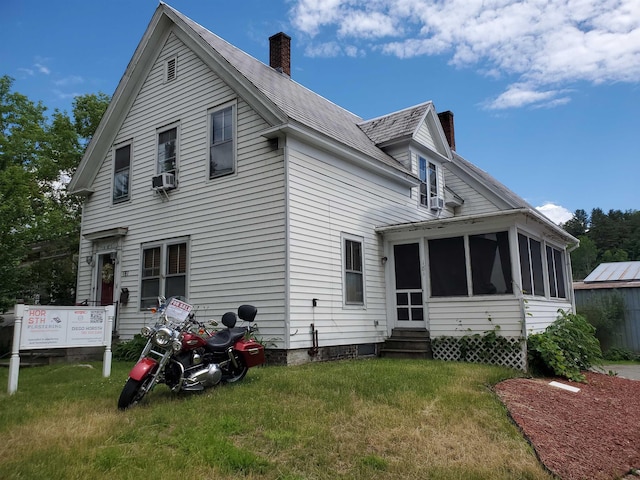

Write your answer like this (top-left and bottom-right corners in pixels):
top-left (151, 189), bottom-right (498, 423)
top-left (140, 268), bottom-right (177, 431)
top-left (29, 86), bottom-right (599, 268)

top-left (527, 309), bottom-right (603, 382)
top-left (577, 291), bottom-right (625, 351)
top-left (112, 334), bottom-right (147, 361)
top-left (604, 347), bottom-right (640, 362)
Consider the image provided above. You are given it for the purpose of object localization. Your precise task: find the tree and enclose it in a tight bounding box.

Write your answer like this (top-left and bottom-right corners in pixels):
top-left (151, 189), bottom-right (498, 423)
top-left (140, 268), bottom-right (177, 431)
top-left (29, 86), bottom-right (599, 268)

top-left (570, 236), bottom-right (598, 281)
top-left (0, 75), bottom-right (109, 311)
top-left (563, 209), bottom-right (589, 237)
top-left (563, 208), bottom-right (640, 280)
top-left (73, 92), bottom-right (110, 145)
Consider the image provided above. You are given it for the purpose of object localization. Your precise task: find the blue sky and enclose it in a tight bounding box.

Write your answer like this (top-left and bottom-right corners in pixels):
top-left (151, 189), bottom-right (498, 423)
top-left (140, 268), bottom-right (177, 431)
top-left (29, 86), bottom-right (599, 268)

top-left (2, 0), bottom-right (639, 224)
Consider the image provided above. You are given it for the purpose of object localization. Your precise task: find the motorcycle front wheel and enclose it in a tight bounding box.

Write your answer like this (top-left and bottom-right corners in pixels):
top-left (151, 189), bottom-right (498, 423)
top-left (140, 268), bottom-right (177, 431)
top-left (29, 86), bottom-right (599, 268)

top-left (118, 377), bottom-right (150, 410)
top-left (223, 356), bottom-right (248, 383)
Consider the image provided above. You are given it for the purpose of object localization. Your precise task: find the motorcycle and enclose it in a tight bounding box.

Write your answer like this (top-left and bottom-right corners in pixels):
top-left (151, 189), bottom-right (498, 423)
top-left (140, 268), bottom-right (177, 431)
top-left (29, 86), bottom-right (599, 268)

top-left (117, 297), bottom-right (265, 409)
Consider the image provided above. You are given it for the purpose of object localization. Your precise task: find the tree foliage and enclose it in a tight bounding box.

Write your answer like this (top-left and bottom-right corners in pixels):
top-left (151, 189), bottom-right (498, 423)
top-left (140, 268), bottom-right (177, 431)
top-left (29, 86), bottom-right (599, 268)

top-left (562, 208), bottom-right (640, 280)
top-left (0, 75), bottom-right (109, 312)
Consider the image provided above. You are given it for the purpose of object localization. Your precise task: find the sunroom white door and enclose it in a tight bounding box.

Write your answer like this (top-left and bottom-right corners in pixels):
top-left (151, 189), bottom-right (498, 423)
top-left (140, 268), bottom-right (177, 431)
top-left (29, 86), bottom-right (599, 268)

top-left (392, 242), bottom-right (426, 328)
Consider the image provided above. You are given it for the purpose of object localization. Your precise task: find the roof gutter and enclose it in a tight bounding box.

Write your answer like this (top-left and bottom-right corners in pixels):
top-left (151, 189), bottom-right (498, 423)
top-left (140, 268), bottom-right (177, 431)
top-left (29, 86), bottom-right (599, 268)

top-left (376, 207), bottom-right (579, 245)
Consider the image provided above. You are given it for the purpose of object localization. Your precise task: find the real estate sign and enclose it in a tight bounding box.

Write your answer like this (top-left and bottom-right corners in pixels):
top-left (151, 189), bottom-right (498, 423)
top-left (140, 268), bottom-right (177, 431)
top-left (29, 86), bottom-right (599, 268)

top-left (8, 304), bottom-right (115, 395)
top-left (20, 306), bottom-right (110, 349)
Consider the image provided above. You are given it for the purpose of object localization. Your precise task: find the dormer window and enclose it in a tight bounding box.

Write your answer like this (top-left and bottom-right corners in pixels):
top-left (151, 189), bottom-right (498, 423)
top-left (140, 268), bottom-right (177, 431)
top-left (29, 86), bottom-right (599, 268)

top-left (419, 156), bottom-right (437, 207)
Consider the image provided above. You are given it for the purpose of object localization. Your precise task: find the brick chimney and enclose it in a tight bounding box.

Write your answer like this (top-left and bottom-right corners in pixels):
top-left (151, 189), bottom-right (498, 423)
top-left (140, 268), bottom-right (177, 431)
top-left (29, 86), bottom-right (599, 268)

top-left (269, 32), bottom-right (291, 76)
top-left (437, 110), bottom-right (455, 151)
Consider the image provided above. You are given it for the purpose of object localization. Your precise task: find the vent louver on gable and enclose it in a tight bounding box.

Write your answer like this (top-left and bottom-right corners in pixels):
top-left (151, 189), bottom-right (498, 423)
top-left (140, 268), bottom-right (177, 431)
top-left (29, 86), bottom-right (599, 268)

top-left (166, 57), bottom-right (176, 82)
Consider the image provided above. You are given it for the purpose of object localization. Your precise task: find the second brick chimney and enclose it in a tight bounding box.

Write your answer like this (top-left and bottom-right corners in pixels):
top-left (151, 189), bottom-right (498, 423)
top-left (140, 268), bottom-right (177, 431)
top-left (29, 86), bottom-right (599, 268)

top-left (437, 110), bottom-right (456, 151)
top-left (269, 32), bottom-right (291, 76)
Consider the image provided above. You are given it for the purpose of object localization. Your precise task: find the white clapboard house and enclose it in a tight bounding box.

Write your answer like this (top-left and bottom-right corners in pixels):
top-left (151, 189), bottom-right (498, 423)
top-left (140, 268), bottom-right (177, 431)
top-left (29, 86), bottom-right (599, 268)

top-left (69, 3), bottom-right (577, 368)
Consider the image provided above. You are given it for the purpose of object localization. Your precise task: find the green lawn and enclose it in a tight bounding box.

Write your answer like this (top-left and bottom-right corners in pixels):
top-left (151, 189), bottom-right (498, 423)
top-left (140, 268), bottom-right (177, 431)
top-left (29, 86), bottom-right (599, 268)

top-left (0, 358), bottom-right (552, 480)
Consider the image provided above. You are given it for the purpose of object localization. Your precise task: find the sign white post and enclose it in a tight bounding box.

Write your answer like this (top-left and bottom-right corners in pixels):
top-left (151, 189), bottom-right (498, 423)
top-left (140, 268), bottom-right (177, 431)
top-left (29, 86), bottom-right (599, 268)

top-left (8, 304), bottom-right (25, 395)
top-left (103, 305), bottom-right (115, 377)
top-left (8, 304), bottom-right (115, 395)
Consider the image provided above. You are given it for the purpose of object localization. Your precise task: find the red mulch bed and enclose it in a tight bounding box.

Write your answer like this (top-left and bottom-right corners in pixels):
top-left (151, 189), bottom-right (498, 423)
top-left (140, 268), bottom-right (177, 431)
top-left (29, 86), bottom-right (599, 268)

top-left (495, 372), bottom-right (640, 480)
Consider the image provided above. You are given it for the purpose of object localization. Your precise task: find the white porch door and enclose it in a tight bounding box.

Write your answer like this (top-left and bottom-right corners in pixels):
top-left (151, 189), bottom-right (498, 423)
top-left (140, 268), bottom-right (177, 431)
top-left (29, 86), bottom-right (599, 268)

top-left (393, 243), bottom-right (426, 328)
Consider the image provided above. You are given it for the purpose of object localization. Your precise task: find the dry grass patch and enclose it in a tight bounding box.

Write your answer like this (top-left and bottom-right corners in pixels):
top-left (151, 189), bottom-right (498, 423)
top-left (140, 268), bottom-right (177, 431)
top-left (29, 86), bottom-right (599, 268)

top-left (0, 359), bottom-right (552, 480)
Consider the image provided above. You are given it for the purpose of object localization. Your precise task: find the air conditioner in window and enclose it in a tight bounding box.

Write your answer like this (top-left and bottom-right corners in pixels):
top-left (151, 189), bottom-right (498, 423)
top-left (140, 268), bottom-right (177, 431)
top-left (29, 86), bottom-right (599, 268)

top-left (152, 172), bottom-right (176, 191)
top-left (429, 196), bottom-right (444, 211)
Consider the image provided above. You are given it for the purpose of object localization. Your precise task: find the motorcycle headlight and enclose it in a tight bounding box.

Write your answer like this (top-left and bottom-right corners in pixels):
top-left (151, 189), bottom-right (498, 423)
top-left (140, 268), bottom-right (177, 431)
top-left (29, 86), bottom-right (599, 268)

top-left (171, 339), bottom-right (183, 353)
top-left (141, 326), bottom-right (153, 338)
top-left (153, 326), bottom-right (173, 347)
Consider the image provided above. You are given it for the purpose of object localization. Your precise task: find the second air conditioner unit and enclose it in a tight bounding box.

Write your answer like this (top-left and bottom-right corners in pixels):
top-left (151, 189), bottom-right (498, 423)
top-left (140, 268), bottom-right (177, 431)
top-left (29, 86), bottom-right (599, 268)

top-left (152, 172), bottom-right (176, 191)
top-left (429, 196), bottom-right (444, 211)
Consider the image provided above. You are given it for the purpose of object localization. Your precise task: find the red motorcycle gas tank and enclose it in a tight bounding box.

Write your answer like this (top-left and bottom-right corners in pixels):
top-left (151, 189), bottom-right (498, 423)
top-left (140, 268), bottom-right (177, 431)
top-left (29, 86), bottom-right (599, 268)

top-left (181, 332), bottom-right (207, 350)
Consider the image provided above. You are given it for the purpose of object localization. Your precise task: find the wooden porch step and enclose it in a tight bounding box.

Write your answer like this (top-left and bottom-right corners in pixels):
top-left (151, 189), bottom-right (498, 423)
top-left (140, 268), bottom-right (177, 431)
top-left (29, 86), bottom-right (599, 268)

top-left (380, 328), bottom-right (433, 359)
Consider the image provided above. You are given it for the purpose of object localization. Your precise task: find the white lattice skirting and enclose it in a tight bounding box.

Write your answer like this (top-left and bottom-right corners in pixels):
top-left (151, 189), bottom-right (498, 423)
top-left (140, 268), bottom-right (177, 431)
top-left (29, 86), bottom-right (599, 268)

top-left (432, 336), bottom-right (527, 371)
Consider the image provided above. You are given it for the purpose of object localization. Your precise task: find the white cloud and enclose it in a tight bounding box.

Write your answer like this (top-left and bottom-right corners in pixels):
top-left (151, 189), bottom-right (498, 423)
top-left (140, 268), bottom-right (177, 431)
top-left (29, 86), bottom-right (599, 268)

top-left (17, 67), bottom-right (34, 77)
top-left (53, 89), bottom-right (83, 100)
top-left (34, 63), bottom-right (50, 75)
top-left (484, 83), bottom-right (572, 110)
top-left (304, 41), bottom-right (343, 57)
top-left (54, 75), bottom-right (84, 87)
top-left (536, 203), bottom-right (574, 225)
top-left (338, 11), bottom-right (399, 38)
top-left (289, 0), bottom-right (640, 109)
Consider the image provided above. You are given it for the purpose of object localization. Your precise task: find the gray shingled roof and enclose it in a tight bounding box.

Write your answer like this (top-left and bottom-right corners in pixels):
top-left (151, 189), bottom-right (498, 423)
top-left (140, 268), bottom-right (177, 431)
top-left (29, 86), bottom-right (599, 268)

top-left (446, 153), bottom-right (535, 210)
top-left (166, 4), bottom-right (415, 178)
top-left (358, 102), bottom-right (432, 146)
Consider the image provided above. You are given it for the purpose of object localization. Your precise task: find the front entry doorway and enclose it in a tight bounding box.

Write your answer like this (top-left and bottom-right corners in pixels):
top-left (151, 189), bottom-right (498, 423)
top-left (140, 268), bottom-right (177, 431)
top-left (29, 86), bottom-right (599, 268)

top-left (393, 243), bottom-right (425, 328)
top-left (96, 253), bottom-right (115, 306)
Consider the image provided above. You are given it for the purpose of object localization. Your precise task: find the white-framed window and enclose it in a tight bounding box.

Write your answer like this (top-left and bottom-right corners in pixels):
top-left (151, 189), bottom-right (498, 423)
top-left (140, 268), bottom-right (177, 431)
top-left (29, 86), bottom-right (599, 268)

top-left (113, 142), bottom-right (131, 203)
top-left (209, 102), bottom-right (236, 179)
top-left (140, 238), bottom-right (188, 309)
top-left (342, 233), bottom-right (365, 305)
top-left (518, 233), bottom-right (545, 297)
top-left (418, 156), bottom-right (437, 207)
top-left (157, 124), bottom-right (178, 175)
top-left (427, 231), bottom-right (513, 297)
top-left (165, 56), bottom-right (177, 82)
top-left (546, 245), bottom-right (567, 298)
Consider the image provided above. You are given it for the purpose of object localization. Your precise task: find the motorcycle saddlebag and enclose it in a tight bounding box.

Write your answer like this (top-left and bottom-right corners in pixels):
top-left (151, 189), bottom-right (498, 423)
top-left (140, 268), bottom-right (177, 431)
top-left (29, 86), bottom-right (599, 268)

top-left (235, 339), bottom-right (265, 367)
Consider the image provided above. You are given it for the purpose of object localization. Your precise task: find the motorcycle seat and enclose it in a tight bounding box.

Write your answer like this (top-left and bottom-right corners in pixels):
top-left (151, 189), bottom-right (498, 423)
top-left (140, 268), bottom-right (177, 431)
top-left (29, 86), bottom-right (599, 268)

top-left (206, 327), bottom-right (246, 351)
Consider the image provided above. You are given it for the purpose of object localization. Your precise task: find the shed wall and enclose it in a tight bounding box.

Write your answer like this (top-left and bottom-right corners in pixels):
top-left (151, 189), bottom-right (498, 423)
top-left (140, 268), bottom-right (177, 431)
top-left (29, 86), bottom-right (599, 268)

top-left (575, 287), bottom-right (640, 353)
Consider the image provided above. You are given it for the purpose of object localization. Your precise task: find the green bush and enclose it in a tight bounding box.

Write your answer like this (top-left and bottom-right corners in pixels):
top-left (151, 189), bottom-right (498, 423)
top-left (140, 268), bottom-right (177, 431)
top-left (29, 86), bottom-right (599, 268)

top-left (112, 334), bottom-right (147, 361)
top-left (577, 291), bottom-right (625, 351)
top-left (527, 310), bottom-right (603, 382)
top-left (604, 347), bottom-right (640, 362)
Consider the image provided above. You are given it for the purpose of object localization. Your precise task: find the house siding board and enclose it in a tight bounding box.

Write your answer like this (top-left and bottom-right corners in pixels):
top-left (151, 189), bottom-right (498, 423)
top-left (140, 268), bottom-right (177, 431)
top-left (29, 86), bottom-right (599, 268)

top-left (77, 32), bottom-right (288, 342)
top-left (443, 167), bottom-right (500, 216)
top-left (286, 141), bottom-right (432, 349)
top-left (414, 120), bottom-right (436, 151)
top-left (524, 298), bottom-right (571, 334)
top-left (428, 298), bottom-right (523, 337)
